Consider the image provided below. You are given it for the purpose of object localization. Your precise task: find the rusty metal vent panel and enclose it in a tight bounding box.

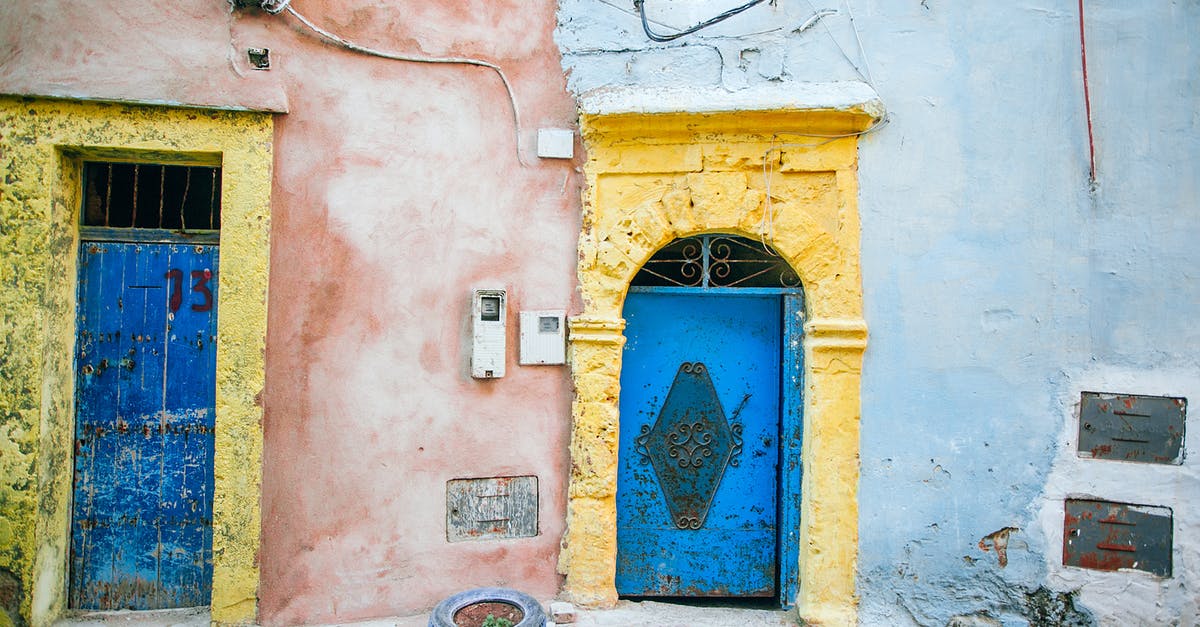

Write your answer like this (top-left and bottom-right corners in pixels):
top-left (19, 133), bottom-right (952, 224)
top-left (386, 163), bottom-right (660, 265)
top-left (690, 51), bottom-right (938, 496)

top-left (1077, 392), bottom-right (1186, 464)
top-left (446, 476), bottom-right (538, 542)
top-left (1063, 499), bottom-right (1172, 577)
top-left (631, 235), bottom-right (800, 288)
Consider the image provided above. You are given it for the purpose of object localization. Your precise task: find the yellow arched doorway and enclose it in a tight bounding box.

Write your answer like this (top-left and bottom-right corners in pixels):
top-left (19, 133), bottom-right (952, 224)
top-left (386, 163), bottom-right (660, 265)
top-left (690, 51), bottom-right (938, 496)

top-left (560, 101), bottom-right (877, 625)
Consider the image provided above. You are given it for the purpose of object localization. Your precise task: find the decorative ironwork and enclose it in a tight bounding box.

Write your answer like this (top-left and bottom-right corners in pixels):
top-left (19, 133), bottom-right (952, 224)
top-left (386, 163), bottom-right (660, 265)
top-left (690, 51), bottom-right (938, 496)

top-left (729, 423), bottom-right (744, 467)
top-left (638, 362), bottom-right (743, 530)
top-left (633, 424), bottom-right (653, 465)
top-left (666, 420), bottom-right (714, 468)
top-left (632, 234), bottom-right (801, 288)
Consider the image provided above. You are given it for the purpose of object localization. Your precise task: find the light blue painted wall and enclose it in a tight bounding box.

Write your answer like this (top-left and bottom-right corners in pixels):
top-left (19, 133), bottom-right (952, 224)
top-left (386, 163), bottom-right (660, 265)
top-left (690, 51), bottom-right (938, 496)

top-left (556, 1), bottom-right (1199, 624)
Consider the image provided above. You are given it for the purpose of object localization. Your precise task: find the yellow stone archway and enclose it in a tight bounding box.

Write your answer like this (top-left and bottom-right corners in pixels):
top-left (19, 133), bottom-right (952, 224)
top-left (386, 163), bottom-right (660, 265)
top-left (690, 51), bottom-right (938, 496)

top-left (560, 102), bottom-right (876, 625)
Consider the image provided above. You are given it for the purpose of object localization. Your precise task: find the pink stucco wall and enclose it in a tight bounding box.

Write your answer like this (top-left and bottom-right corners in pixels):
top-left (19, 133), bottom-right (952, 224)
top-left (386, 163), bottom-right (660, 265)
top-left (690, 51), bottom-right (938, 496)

top-left (256, 2), bottom-right (581, 622)
top-left (2, 1), bottom-right (582, 624)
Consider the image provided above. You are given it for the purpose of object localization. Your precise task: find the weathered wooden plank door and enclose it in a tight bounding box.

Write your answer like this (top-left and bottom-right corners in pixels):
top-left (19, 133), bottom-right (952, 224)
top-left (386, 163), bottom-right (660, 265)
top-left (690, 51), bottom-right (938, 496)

top-left (71, 242), bottom-right (218, 609)
top-left (617, 289), bottom-right (781, 597)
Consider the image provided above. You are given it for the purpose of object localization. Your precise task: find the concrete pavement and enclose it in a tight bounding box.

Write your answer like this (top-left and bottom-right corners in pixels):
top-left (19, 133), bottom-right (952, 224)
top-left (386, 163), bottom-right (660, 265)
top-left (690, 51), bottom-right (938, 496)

top-left (53, 599), bottom-right (797, 627)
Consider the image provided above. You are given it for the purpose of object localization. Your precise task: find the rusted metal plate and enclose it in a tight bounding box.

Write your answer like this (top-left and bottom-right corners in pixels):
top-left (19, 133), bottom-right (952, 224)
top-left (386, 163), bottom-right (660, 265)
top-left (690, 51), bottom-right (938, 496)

top-left (1063, 499), bottom-right (1173, 577)
top-left (1078, 392), bottom-right (1186, 464)
top-left (71, 242), bottom-right (217, 609)
top-left (446, 476), bottom-right (538, 542)
top-left (634, 362), bottom-right (743, 530)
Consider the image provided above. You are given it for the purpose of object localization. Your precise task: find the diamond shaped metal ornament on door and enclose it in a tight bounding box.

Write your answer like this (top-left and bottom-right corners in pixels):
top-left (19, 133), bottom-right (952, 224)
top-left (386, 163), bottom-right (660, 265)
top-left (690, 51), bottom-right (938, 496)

top-left (634, 362), bottom-right (743, 530)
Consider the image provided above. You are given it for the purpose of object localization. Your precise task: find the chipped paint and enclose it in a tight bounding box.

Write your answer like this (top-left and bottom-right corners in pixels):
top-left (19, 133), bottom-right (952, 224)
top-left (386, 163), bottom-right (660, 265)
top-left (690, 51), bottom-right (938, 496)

top-left (977, 527), bottom-right (1019, 568)
top-left (561, 107), bottom-right (873, 625)
top-left (0, 97), bottom-right (271, 627)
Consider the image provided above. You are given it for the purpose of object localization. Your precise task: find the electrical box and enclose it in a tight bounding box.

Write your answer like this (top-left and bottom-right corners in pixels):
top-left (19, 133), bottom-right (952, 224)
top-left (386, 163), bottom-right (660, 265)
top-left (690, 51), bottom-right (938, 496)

top-left (537, 129), bottom-right (574, 159)
top-left (471, 289), bottom-right (506, 379)
top-left (519, 310), bottom-right (566, 365)
top-left (1063, 499), bottom-right (1173, 577)
top-left (1077, 391), bottom-right (1186, 464)
top-left (446, 476), bottom-right (539, 542)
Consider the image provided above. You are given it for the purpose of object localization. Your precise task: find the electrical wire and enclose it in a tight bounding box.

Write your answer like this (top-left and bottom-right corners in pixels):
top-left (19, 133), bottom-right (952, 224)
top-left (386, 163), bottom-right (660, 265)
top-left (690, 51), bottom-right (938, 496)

top-left (634, 0), bottom-right (772, 42)
top-left (758, 115), bottom-right (889, 243)
top-left (795, 9), bottom-right (838, 34)
top-left (281, 4), bottom-right (529, 166)
top-left (596, 0), bottom-right (678, 31)
top-left (802, 0), bottom-right (873, 87)
top-left (1077, 0), bottom-right (1097, 186)
top-left (843, 0), bottom-right (875, 86)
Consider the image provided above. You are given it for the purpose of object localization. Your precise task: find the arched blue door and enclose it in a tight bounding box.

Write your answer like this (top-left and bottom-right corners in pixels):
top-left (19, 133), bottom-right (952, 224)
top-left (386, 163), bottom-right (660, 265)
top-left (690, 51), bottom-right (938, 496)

top-left (615, 235), bottom-right (803, 604)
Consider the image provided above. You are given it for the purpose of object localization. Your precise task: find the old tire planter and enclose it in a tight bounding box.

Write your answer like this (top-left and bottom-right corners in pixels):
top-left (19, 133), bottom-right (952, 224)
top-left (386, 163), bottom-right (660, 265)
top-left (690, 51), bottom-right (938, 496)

top-left (428, 587), bottom-right (547, 627)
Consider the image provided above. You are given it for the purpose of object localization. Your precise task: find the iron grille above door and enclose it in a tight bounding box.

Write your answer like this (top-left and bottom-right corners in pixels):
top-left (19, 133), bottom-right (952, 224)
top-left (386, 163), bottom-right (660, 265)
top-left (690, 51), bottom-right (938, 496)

top-left (631, 235), bottom-right (801, 288)
top-left (82, 162), bottom-right (221, 243)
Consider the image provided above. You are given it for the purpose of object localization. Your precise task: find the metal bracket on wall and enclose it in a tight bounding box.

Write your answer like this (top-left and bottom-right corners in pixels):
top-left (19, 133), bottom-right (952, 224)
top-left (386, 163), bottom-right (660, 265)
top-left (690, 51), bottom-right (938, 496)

top-left (229, 0), bottom-right (290, 14)
top-left (246, 48), bottom-right (270, 70)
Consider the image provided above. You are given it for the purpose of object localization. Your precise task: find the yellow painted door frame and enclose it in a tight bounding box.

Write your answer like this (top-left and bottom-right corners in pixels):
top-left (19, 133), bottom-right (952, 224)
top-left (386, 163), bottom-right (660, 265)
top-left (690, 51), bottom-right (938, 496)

top-left (0, 97), bottom-right (272, 627)
top-left (560, 106), bottom-right (874, 625)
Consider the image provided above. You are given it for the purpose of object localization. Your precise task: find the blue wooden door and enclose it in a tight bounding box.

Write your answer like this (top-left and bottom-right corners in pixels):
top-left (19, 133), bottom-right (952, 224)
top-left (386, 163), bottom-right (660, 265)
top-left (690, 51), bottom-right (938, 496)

top-left (71, 242), bottom-right (218, 609)
top-left (617, 289), bottom-right (781, 597)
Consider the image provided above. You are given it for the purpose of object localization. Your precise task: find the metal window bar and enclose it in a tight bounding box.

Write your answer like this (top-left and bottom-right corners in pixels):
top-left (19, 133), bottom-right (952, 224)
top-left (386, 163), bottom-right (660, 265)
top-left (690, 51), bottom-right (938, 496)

top-left (80, 161), bottom-right (221, 244)
top-left (632, 235), bottom-right (801, 288)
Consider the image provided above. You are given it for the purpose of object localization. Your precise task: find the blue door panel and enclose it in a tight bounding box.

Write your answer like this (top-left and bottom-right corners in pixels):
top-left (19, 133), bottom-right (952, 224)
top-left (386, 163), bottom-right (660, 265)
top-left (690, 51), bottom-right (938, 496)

top-left (71, 242), bottom-right (217, 609)
top-left (618, 291), bottom-right (781, 597)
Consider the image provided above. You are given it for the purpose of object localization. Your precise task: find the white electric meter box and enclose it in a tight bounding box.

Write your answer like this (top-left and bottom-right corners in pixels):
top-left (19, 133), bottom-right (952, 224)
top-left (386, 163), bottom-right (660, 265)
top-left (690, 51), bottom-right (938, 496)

top-left (471, 288), bottom-right (506, 379)
top-left (519, 310), bottom-right (567, 365)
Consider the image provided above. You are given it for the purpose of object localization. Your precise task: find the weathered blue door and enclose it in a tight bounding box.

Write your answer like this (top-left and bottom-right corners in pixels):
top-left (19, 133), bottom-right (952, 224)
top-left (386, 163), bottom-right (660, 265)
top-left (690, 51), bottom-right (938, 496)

top-left (70, 241), bottom-right (218, 609)
top-left (617, 289), bottom-right (782, 597)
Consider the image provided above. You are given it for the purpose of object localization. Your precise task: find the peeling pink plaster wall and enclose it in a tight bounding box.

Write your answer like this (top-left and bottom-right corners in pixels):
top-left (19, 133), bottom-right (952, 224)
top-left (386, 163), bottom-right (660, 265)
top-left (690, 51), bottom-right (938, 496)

top-left (2, 1), bottom-right (582, 624)
top-left (253, 2), bottom-right (582, 623)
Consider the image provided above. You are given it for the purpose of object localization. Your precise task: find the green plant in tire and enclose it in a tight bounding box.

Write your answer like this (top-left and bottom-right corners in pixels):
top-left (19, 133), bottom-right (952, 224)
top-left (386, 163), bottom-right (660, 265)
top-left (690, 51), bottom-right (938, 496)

top-left (481, 615), bottom-right (513, 627)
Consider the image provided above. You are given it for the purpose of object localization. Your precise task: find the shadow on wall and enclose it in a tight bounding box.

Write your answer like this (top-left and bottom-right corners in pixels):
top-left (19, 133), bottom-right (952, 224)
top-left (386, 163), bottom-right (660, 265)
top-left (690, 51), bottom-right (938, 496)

top-left (946, 586), bottom-right (1095, 627)
top-left (0, 567), bottom-right (22, 627)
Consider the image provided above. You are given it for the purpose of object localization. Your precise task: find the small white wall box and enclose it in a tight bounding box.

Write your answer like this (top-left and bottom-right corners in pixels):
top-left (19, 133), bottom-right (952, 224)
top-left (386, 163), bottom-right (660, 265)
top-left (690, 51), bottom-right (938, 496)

top-left (520, 310), bottom-right (567, 365)
top-left (471, 289), bottom-right (506, 379)
top-left (537, 128), bottom-right (574, 159)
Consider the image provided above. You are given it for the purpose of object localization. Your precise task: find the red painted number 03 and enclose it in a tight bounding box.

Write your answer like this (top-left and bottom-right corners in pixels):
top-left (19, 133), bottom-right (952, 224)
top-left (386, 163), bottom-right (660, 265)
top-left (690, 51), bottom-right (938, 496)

top-left (165, 268), bottom-right (214, 312)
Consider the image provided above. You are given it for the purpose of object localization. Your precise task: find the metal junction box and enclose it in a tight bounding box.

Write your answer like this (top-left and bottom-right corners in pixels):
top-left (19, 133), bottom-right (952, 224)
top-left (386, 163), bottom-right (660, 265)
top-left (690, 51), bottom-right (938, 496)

top-left (471, 288), bottom-right (506, 379)
top-left (519, 310), bottom-right (566, 365)
top-left (1063, 499), bottom-right (1172, 577)
top-left (1077, 392), bottom-right (1185, 464)
top-left (446, 476), bottom-right (538, 542)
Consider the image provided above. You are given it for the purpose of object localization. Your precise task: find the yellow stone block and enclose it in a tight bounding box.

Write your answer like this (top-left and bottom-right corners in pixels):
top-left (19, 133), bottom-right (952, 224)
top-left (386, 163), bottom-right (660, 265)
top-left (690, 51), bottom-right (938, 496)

top-left (683, 172), bottom-right (751, 216)
top-left (591, 142), bottom-right (703, 174)
top-left (560, 496), bottom-right (618, 607)
top-left (757, 171), bottom-right (841, 235)
top-left (569, 336), bottom-right (625, 371)
top-left (779, 137), bottom-right (857, 172)
top-left (700, 141), bottom-right (771, 171)
top-left (658, 184), bottom-right (700, 236)
top-left (572, 372), bottom-right (621, 403)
